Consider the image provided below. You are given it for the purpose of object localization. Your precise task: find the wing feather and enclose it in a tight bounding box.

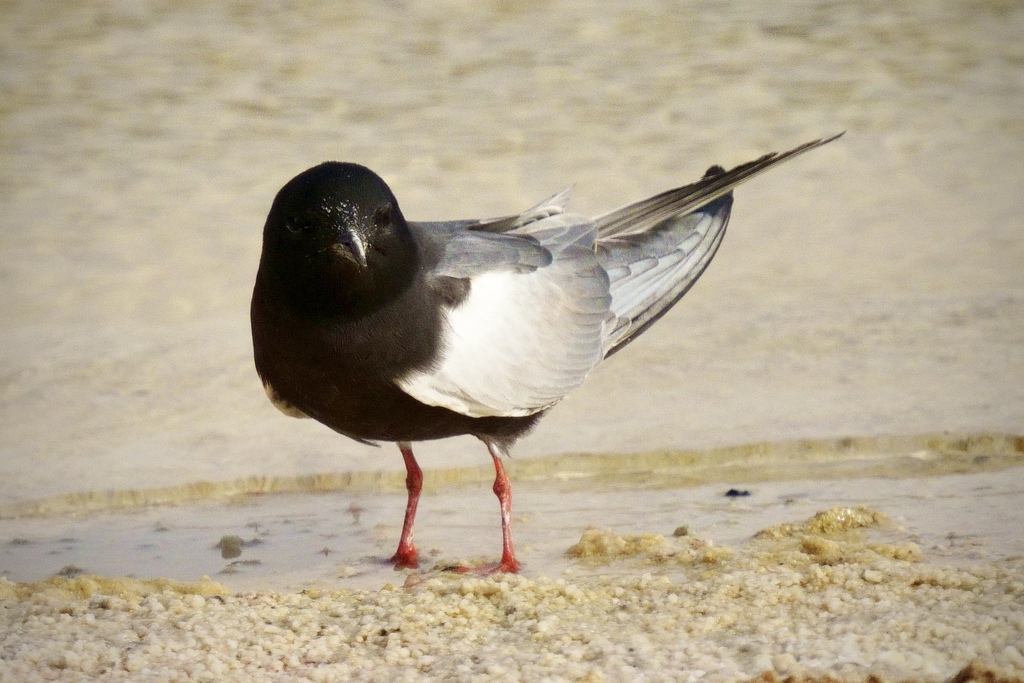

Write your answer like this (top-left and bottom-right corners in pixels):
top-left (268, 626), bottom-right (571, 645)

top-left (399, 215), bottom-right (610, 418)
top-left (600, 198), bottom-right (731, 354)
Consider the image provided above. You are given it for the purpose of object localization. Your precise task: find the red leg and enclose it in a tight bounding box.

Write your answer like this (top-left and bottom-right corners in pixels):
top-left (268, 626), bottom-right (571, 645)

top-left (487, 443), bottom-right (521, 574)
top-left (390, 441), bottom-right (421, 569)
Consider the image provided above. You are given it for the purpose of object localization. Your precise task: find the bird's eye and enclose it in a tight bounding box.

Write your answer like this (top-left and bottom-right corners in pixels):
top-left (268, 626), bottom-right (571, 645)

top-left (284, 219), bottom-right (310, 235)
top-left (373, 204), bottom-right (392, 229)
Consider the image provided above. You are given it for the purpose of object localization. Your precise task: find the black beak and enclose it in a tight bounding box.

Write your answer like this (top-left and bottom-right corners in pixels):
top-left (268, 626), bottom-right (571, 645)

top-left (332, 228), bottom-right (368, 268)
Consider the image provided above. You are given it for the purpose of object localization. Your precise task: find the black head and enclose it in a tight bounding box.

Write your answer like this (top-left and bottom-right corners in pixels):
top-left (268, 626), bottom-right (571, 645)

top-left (264, 162), bottom-right (407, 268)
top-left (257, 162), bottom-right (417, 312)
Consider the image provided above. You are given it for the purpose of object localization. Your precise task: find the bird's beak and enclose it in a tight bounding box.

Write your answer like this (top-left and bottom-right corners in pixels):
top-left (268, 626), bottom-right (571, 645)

top-left (331, 229), bottom-right (368, 268)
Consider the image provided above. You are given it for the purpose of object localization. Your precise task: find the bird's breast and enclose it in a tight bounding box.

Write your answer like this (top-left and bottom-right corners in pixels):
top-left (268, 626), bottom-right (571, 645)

top-left (251, 273), bottom-right (460, 440)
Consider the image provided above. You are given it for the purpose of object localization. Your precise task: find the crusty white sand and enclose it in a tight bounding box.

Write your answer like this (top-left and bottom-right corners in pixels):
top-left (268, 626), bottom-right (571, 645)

top-left (2, 0), bottom-right (1023, 680)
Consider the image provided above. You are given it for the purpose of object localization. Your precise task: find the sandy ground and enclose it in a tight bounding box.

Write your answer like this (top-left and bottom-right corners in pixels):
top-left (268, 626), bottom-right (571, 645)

top-left (2, 0), bottom-right (1024, 680)
top-left (3, 461), bottom-right (1024, 681)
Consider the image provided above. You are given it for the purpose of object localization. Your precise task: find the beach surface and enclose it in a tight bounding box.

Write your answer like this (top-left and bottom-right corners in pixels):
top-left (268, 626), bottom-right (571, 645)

top-left (2, 0), bottom-right (1023, 680)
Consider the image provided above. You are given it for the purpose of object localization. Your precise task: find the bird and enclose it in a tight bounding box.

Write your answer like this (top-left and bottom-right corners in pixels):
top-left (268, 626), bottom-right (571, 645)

top-left (250, 134), bottom-right (842, 574)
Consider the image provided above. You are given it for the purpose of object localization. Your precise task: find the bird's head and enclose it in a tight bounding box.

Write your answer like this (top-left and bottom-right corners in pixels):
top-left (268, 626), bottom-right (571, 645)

top-left (258, 162), bottom-right (418, 312)
top-left (262, 162), bottom-right (409, 271)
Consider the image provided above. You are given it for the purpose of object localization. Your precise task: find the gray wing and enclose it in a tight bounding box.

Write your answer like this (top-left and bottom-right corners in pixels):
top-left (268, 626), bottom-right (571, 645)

top-left (400, 203), bottom-right (611, 419)
top-left (598, 134), bottom-right (842, 354)
top-left (410, 188), bottom-right (575, 277)
top-left (600, 193), bottom-right (731, 354)
top-left (400, 134), bottom-right (842, 413)
top-left (416, 186), bottom-right (573, 236)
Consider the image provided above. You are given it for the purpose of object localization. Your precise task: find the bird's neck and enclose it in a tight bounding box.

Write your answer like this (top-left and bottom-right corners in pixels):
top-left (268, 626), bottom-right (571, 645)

top-left (257, 243), bottom-right (418, 321)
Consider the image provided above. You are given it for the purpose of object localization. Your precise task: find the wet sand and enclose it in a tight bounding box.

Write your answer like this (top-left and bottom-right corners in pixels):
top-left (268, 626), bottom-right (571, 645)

top-left (2, 0), bottom-right (1024, 680)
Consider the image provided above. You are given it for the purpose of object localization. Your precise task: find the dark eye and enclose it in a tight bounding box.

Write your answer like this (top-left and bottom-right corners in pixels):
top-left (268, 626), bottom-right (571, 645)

top-left (284, 218), bottom-right (311, 235)
top-left (373, 204), bottom-right (392, 229)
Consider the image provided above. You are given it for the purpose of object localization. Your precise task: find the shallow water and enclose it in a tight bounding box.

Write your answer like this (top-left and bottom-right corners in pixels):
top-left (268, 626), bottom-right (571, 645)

top-left (2, 433), bottom-right (1021, 593)
top-left (3, 456), bottom-right (1022, 594)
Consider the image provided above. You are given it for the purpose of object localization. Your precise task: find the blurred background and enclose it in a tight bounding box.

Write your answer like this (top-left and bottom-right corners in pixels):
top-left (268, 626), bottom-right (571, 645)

top-left (2, 0), bottom-right (1022, 508)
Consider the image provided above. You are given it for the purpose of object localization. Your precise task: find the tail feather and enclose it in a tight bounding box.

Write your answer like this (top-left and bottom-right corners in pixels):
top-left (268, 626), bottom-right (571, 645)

top-left (598, 133), bottom-right (842, 355)
top-left (595, 133), bottom-right (843, 237)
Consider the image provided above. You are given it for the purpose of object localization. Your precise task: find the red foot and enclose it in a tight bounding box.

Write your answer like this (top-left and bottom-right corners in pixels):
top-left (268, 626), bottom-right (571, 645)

top-left (389, 546), bottom-right (419, 570)
top-left (495, 556), bottom-right (521, 574)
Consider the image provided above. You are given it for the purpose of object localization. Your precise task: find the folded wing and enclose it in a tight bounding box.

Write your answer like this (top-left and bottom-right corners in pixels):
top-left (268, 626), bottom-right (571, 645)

top-left (398, 134), bottom-right (841, 417)
top-left (400, 206), bottom-right (610, 418)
